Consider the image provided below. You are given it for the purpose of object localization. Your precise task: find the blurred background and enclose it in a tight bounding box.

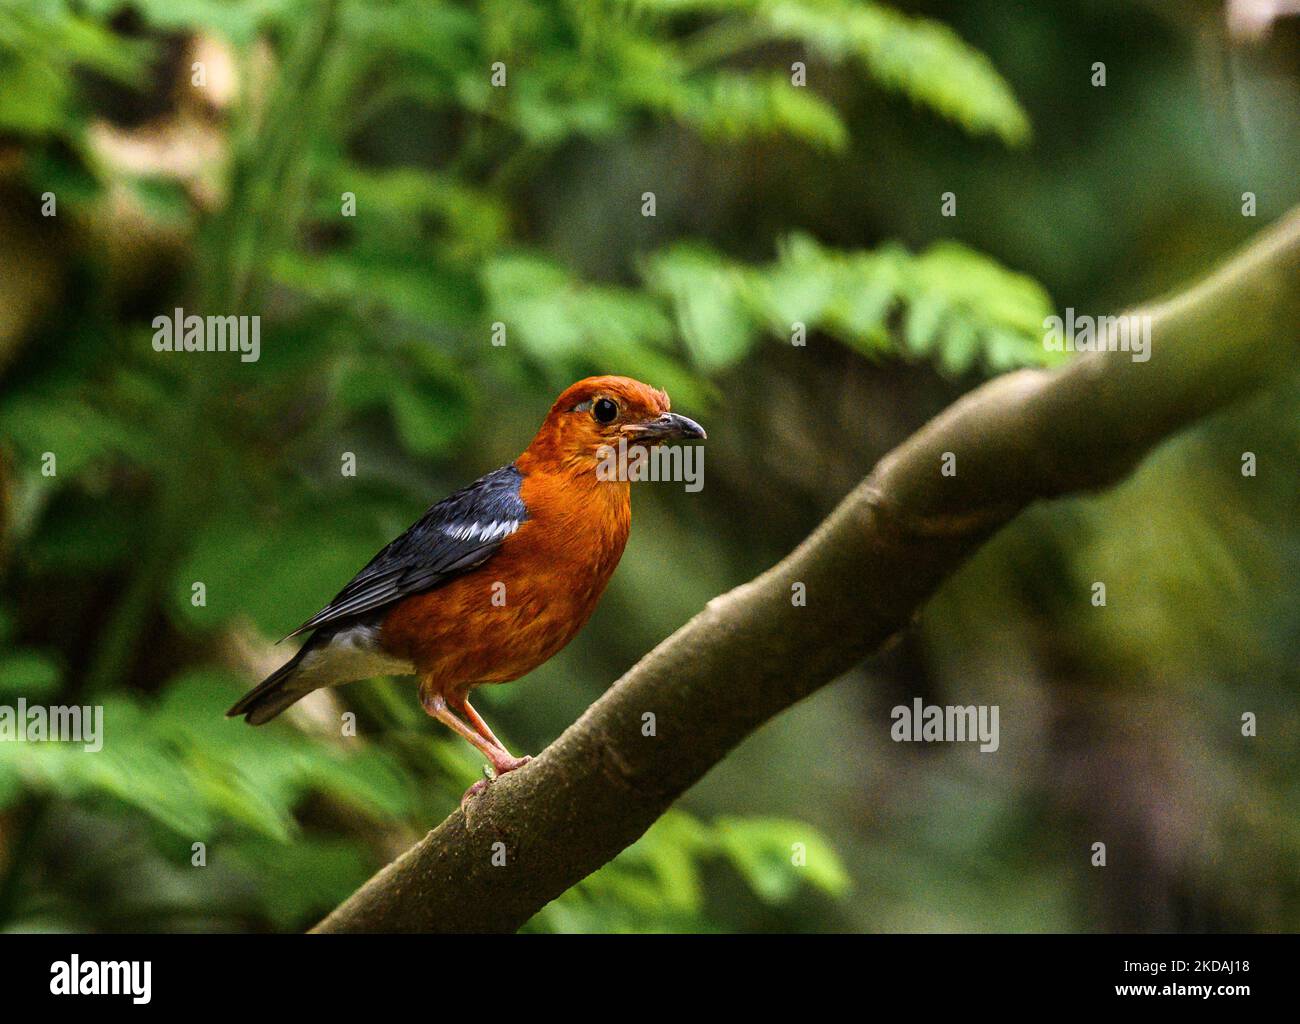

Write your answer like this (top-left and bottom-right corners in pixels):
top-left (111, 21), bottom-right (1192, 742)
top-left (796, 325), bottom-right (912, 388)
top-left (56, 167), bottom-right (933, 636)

top-left (0, 0), bottom-right (1297, 933)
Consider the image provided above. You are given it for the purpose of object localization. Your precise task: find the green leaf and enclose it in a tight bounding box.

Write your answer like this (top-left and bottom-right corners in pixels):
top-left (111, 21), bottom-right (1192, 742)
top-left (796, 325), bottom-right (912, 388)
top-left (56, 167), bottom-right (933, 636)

top-left (646, 233), bottom-right (1054, 376)
top-left (483, 253), bottom-right (674, 359)
top-left (0, 395), bottom-right (159, 478)
top-left (758, 0), bottom-right (1031, 145)
top-left (642, 245), bottom-right (756, 370)
top-left (714, 816), bottom-right (852, 903)
top-left (674, 71), bottom-right (848, 151)
top-left (0, 652), bottom-right (62, 699)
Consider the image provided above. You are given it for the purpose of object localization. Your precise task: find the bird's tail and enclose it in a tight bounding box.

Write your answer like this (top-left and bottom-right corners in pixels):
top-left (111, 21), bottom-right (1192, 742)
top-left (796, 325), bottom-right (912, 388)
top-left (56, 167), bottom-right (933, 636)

top-left (226, 643), bottom-right (318, 725)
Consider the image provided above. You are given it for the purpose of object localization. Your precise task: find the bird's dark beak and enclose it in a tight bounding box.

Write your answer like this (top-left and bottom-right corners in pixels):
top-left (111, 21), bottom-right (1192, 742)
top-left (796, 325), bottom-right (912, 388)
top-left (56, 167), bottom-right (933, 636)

top-left (623, 412), bottom-right (707, 445)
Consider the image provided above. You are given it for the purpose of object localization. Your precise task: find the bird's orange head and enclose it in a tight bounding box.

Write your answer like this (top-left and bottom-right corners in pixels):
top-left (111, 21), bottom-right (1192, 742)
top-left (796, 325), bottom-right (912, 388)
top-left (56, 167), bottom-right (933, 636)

top-left (518, 375), bottom-right (705, 472)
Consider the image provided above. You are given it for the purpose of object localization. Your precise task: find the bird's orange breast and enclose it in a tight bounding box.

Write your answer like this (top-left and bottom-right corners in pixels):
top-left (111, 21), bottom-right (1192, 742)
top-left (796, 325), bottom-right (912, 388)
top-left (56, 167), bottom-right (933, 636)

top-left (379, 467), bottom-right (631, 694)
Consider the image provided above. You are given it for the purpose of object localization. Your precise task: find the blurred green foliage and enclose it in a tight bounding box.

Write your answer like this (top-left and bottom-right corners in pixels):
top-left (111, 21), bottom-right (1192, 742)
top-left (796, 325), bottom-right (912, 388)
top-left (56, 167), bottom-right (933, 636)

top-left (0, 0), bottom-right (1052, 932)
top-left (1, 0), bottom-right (1296, 933)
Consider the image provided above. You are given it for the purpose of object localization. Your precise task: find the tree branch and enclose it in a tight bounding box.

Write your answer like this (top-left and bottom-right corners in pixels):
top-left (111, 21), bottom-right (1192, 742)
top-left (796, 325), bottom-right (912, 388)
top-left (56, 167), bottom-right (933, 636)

top-left (315, 209), bottom-right (1300, 933)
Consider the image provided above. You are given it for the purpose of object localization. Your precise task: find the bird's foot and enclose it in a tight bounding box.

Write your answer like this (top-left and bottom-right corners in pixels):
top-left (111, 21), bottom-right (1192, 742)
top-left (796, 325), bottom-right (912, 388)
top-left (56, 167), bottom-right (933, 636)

top-left (459, 755), bottom-right (532, 809)
top-left (494, 754), bottom-right (532, 774)
top-left (460, 778), bottom-right (490, 808)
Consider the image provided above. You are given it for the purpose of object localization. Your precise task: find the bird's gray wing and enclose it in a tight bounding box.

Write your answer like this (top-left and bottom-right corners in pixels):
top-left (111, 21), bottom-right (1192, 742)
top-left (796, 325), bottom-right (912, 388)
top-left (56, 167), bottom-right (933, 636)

top-left (282, 464), bottom-right (528, 639)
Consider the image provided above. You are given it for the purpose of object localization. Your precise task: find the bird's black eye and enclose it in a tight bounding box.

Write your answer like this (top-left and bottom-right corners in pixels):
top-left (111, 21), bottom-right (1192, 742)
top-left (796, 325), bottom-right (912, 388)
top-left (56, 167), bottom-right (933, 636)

top-left (593, 397), bottom-right (618, 424)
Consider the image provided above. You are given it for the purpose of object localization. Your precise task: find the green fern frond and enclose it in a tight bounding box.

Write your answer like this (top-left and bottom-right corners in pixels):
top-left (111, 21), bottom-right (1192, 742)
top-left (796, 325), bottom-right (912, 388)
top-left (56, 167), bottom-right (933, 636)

top-left (760, 1), bottom-right (1030, 144)
top-left (658, 70), bottom-right (849, 150)
top-left (656, 0), bottom-right (1030, 145)
top-left (643, 234), bottom-right (1056, 374)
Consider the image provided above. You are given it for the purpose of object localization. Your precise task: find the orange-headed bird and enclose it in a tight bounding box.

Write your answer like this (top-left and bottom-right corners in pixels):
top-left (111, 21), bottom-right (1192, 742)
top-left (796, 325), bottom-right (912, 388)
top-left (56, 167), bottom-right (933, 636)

top-left (227, 376), bottom-right (705, 796)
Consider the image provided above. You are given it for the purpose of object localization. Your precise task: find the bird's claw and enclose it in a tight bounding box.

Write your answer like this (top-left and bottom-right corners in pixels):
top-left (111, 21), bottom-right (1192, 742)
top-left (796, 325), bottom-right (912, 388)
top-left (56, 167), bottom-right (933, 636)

top-left (460, 778), bottom-right (491, 809)
top-left (496, 754), bottom-right (532, 773)
top-left (459, 754), bottom-right (532, 809)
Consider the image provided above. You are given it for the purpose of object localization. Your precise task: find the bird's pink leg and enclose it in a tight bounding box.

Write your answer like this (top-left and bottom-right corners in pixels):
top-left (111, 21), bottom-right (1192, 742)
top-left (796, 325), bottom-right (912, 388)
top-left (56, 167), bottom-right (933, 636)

top-left (419, 687), bottom-right (530, 804)
top-left (420, 690), bottom-right (517, 772)
top-left (450, 693), bottom-right (507, 751)
top-left (444, 690), bottom-right (531, 773)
